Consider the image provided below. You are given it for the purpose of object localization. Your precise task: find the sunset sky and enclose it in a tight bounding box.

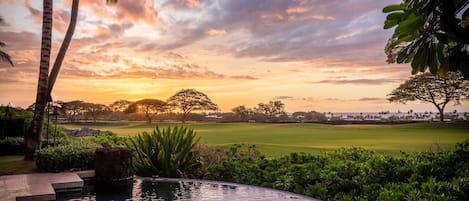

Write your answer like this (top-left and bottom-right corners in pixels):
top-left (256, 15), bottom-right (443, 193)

top-left (0, 0), bottom-right (468, 113)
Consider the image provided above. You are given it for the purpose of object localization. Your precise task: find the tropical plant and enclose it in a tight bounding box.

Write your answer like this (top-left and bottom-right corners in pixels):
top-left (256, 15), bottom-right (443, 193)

top-left (26, 0), bottom-right (118, 160)
top-left (383, 0), bottom-right (469, 77)
top-left (0, 16), bottom-right (13, 66)
top-left (126, 126), bottom-right (201, 177)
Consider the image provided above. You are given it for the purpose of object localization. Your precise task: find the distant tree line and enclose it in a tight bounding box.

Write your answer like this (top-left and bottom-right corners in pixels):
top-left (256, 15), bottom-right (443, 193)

top-left (16, 89), bottom-right (329, 124)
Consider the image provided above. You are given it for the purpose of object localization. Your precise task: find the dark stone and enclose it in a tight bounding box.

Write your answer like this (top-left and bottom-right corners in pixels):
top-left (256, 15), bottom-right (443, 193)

top-left (94, 147), bottom-right (133, 193)
top-left (61, 127), bottom-right (114, 137)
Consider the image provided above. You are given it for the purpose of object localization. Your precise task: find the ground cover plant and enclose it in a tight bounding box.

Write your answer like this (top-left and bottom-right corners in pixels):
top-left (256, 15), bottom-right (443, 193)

top-left (60, 121), bottom-right (469, 157)
top-left (203, 141), bottom-right (469, 201)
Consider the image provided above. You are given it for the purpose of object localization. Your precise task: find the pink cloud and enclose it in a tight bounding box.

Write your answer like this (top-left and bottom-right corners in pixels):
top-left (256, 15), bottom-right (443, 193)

top-left (74, 0), bottom-right (164, 27)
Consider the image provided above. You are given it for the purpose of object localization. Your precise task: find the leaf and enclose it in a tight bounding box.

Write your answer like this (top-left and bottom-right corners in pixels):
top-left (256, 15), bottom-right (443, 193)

top-left (382, 4), bottom-right (407, 13)
top-left (394, 15), bottom-right (424, 37)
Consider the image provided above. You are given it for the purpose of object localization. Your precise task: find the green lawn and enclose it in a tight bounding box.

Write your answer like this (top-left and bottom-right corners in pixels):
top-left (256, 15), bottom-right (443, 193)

top-left (0, 155), bottom-right (36, 175)
top-left (60, 121), bottom-right (469, 157)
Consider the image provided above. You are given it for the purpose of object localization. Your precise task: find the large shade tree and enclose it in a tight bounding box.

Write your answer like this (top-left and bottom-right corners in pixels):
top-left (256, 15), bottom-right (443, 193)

top-left (109, 100), bottom-right (133, 112)
top-left (26, 0), bottom-right (118, 160)
top-left (232, 105), bottom-right (251, 122)
top-left (255, 100), bottom-right (285, 122)
top-left (388, 71), bottom-right (469, 122)
top-left (168, 89), bottom-right (218, 123)
top-left (383, 0), bottom-right (469, 77)
top-left (125, 99), bottom-right (167, 124)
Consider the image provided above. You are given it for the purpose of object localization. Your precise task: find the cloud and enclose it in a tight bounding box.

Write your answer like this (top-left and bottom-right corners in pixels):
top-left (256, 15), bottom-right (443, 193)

top-left (72, 0), bottom-right (164, 27)
top-left (358, 97), bottom-right (385, 101)
top-left (230, 75), bottom-right (259, 80)
top-left (162, 0), bottom-right (201, 9)
top-left (310, 15), bottom-right (335, 21)
top-left (274, 96), bottom-right (294, 100)
top-left (309, 78), bottom-right (399, 85)
top-left (206, 29), bottom-right (226, 36)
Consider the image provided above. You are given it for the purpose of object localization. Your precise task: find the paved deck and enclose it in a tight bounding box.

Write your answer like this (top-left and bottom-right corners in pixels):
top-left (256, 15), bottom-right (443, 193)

top-left (0, 171), bottom-right (92, 201)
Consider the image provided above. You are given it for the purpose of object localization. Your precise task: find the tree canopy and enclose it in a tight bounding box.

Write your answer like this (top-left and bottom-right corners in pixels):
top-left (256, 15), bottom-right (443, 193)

top-left (383, 0), bottom-right (469, 77)
top-left (125, 99), bottom-right (167, 124)
top-left (388, 71), bottom-right (469, 121)
top-left (109, 100), bottom-right (133, 112)
top-left (255, 100), bottom-right (285, 122)
top-left (168, 89), bottom-right (218, 123)
top-left (232, 105), bottom-right (251, 121)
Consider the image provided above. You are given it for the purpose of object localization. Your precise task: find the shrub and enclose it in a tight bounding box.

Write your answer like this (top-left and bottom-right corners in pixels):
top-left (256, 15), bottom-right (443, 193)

top-left (0, 137), bottom-right (24, 155)
top-left (83, 133), bottom-right (127, 147)
top-left (201, 140), bottom-right (469, 201)
top-left (36, 139), bottom-right (100, 172)
top-left (126, 126), bottom-right (200, 177)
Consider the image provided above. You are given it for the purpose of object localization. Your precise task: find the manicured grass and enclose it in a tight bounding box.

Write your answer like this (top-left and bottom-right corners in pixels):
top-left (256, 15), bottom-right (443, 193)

top-left (0, 155), bottom-right (36, 175)
top-left (60, 121), bottom-right (469, 157)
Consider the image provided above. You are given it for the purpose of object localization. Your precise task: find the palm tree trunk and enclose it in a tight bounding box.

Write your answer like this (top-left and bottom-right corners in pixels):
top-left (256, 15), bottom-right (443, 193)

top-left (25, 0), bottom-right (53, 161)
top-left (47, 0), bottom-right (79, 101)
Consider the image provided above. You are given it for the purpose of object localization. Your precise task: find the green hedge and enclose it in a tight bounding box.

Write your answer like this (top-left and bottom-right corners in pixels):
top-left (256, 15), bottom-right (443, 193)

top-left (203, 141), bottom-right (469, 201)
top-left (0, 137), bottom-right (24, 155)
top-left (36, 140), bottom-right (101, 172)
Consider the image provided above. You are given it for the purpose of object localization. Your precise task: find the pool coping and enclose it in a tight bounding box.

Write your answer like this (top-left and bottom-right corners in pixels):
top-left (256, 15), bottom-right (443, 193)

top-left (1, 171), bottom-right (320, 201)
top-left (0, 170), bottom-right (93, 201)
top-left (139, 177), bottom-right (321, 201)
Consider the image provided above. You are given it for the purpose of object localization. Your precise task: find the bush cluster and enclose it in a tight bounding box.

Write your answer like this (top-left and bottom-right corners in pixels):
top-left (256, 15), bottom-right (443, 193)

top-left (203, 141), bottom-right (469, 201)
top-left (36, 139), bottom-right (101, 172)
top-left (0, 137), bottom-right (24, 155)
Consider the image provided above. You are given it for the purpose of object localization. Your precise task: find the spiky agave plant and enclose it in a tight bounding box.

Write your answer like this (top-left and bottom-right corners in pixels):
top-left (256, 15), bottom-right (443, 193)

top-left (126, 126), bottom-right (200, 177)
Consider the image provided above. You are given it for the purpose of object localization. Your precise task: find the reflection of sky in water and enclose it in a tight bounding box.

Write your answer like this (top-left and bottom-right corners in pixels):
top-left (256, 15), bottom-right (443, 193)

top-left (78, 179), bottom-right (317, 201)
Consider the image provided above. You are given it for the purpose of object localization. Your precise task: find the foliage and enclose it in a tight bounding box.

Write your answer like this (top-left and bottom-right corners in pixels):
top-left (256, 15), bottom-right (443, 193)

top-left (203, 140), bottom-right (469, 201)
top-left (167, 89), bottom-right (218, 123)
top-left (125, 126), bottom-right (201, 177)
top-left (0, 137), bottom-right (24, 155)
top-left (291, 111), bottom-right (327, 122)
top-left (231, 105), bottom-right (252, 121)
top-left (388, 72), bottom-right (469, 121)
top-left (255, 100), bottom-right (285, 122)
top-left (125, 99), bottom-right (167, 124)
top-left (0, 17), bottom-right (13, 66)
top-left (109, 100), bottom-right (133, 112)
top-left (35, 139), bottom-right (100, 172)
top-left (60, 100), bottom-right (111, 122)
top-left (83, 103), bottom-right (111, 122)
top-left (83, 133), bottom-right (127, 147)
top-left (383, 0), bottom-right (469, 77)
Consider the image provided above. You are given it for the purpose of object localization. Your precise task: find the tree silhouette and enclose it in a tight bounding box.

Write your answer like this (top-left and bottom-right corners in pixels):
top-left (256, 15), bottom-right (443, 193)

top-left (388, 71), bottom-right (469, 122)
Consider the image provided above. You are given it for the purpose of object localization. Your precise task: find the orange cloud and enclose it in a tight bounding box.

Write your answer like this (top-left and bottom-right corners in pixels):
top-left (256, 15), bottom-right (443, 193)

top-left (69, 0), bottom-right (164, 27)
top-left (310, 15), bottom-right (335, 21)
top-left (286, 6), bottom-right (311, 14)
top-left (206, 28), bottom-right (226, 36)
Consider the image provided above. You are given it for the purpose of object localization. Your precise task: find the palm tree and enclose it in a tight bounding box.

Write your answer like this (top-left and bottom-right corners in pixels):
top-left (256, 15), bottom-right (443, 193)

top-left (0, 16), bottom-right (13, 66)
top-left (25, 0), bottom-right (118, 160)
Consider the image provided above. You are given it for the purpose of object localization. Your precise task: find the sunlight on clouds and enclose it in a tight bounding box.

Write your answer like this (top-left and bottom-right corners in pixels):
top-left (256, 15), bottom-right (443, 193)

top-left (206, 29), bottom-right (226, 36)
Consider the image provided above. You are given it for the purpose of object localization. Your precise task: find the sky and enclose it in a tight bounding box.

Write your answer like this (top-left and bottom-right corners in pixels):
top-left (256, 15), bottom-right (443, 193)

top-left (0, 0), bottom-right (468, 113)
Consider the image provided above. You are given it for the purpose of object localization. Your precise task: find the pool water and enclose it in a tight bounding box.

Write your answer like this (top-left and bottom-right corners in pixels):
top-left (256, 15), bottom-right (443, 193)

top-left (65, 178), bottom-right (319, 201)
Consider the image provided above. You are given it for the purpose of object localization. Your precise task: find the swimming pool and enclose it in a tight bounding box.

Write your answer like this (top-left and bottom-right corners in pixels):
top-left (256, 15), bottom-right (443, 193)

top-left (66, 178), bottom-right (319, 201)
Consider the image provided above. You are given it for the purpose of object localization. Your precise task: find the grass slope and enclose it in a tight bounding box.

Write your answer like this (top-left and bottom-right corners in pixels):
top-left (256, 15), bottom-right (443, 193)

top-left (60, 121), bottom-right (469, 157)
